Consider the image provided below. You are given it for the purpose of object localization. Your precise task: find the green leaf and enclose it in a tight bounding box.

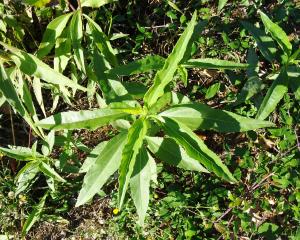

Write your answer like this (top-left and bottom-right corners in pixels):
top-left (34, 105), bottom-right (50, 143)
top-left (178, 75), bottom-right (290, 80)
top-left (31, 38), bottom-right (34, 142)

top-left (177, 66), bottom-right (188, 87)
top-left (0, 65), bottom-right (30, 120)
top-left (242, 21), bottom-right (277, 63)
top-left (39, 162), bottom-right (66, 182)
top-left (41, 130), bottom-right (55, 156)
top-left (257, 68), bottom-right (289, 120)
top-left (24, 0), bottom-right (50, 7)
top-left (15, 162), bottom-right (39, 195)
top-left (118, 118), bottom-right (148, 209)
top-left (0, 146), bottom-right (43, 161)
top-left (76, 132), bottom-right (127, 206)
top-left (79, 140), bottom-right (108, 173)
top-left (159, 103), bottom-right (274, 132)
top-left (130, 146), bottom-right (152, 226)
top-left (218, 0), bottom-right (228, 12)
top-left (259, 11), bottom-right (292, 56)
top-left (70, 11), bottom-right (86, 73)
top-left (143, 12), bottom-right (197, 108)
top-left (155, 116), bottom-right (237, 182)
top-left (84, 14), bottom-right (118, 67)
top-left (54, 27), bottom-right (72, 73)
top-left (32, 77), bottom-right (46, 117)
top-left (205, 83), bottom-right (220, 99)
top-left (234, 49), bottom-right (263, 105)
top-left (0, 42), bottom-right (86, 91)
top-left (37, 13), bottom-right (73, 58)
top-left (93, 49), bottom-right (115, 99)
top-left (22, 193), bottom-right (48, 236)
top-left (146, 136), bottom-right (208, 172)
top-left (37, 108), bottom-right (128, 130)
top-left (81, 0), bottom-right (116, 8)
top-left (167, 1), bottom-right (183, 14)
top-left (182, 58), bottom-right (248, 70)
top-left (106, 55), bottom-right (165, 76)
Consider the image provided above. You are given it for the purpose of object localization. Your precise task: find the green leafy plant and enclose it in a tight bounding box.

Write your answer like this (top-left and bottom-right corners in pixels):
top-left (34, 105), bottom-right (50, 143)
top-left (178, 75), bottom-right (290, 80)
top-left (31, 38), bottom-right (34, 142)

top-left (237, 11), bottom-right (300, 120)
top-left (32, 12), bottom-right (274, 225)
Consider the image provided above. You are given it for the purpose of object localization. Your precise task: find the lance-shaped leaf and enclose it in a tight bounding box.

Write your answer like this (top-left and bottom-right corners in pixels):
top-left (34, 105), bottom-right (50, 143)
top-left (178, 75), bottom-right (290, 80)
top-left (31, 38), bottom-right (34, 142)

top-left (32, 77), bottom-right (46, 117)
top-left (76, 132), bottom-right (127, 206)
top-left (159, 103), bottom-right (274, 132)
top-left (0, 146), bottom-right (43, 161)
top-left (218, 0), bottom-right (228, 12)
top-left (22, 193), bottom-right (48, 237)
top-left (81, 0), bottom-right (116, 8)
top-left (155, 116), bottom-right (236, 182)
top-left (106, 55), bottom-right (165, 76)
top-left (234, 49), bottom-right (263, 105)
top-left (259, 11), bottom-right (292, 56)
top-left (84, 14), bottom-right (118, 67)
top-left (118, 118), bottom-right (148, 209)
top-left (54, 27), bottom-right (72, 73)
top-left (182, 58), bottom-right (248, 70)
top-left (242, 21), bottom-right (277, 63)
top-left (146, 136), bottom-right (208, 172)
top-left (0, 65), bottom-right (29, 119)
top-left (15, 162), bottom-right (39, 195)
top-left (39, 162), bottom-right (66, 182)
top-left (37, 108), bottom-right (129, 130)
top-left (70, 11), bottom-right (86, 73)
top-left (93, 49), bottom-right (115, 99)
top-left (130, 146), bottom-right (152, 226)
top-left (143, 12), bottom-right (197, 108)
top-left (0, 42), bottom-right (86, 91)
top-left (257, 68), bottom-right (289, 120)
top-left (37, 13), bottom-right (73, 58)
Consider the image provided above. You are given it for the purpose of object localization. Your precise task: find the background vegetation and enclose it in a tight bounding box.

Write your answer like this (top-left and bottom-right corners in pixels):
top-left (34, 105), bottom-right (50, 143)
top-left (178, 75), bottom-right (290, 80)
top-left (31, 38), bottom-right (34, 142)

top-left (0, 0), bottom-right (299, 239)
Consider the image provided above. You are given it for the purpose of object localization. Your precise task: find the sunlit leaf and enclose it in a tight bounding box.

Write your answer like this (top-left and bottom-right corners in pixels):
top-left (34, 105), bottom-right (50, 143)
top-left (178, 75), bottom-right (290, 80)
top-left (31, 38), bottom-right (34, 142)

top-left (37, 13), bottom-right (73, 58)
top-left (259, 10), bottom-right (292, 56)
top-left (155, 116), bottom-right (237, 182)
top-left (118, 118), bottom-right (148, 208)
top-left (159, 103), bottom-right (274, 132)
top-left (143, 12), bottom-right (197, 108)
top-left (146, 136), bottom-right (208, 172)
top-left (76, 132), bottom-right (127, 206)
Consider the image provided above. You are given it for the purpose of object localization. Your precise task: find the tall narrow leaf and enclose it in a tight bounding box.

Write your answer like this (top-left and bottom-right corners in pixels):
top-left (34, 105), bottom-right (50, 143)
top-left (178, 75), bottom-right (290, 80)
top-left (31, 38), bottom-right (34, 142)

top-left (234, 49), bottom-right (263, 105)
top-left (22, 193), bottom-right (48, 236)
top-left (143, 12), bottom-right (197, 108)
top-left (70, 11), bottom-right (86, 73)
top-left (259, 11), bottom-right (292, 56)
top-left (0, 65), bottom-right (42, 137)
top-left (242, 21), bottom-right (277, 63)
top-left (37, 13), bottom-right (73, 58)
top-left (130, 146), bottom-right (152, 226)
top-left (257, 69), bottom-right (289, 120)
top-left (84, 14), bottom-right (118, 67)
top-left (76, 132), bottom-right (127, 206)
top-left (118, 118), bottom-right (148, 208)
